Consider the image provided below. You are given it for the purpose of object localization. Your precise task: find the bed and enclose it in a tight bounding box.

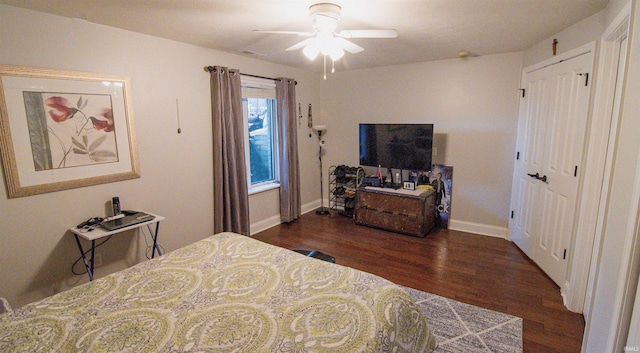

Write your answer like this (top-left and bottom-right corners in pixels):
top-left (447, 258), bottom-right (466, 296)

top-left (0, 232), bottom-right (437, 352)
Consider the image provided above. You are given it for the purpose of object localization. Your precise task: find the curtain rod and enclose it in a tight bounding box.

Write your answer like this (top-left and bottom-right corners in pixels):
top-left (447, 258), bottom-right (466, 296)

top-left (204, 66), bottom-right (297, 85)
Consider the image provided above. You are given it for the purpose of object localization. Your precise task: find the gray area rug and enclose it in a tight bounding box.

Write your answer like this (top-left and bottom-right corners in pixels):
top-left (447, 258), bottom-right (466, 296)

top-left (402, 286), bottom-right (523, 353)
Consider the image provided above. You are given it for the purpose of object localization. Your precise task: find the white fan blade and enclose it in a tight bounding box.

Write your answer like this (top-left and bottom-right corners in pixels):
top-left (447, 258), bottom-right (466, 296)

top-left (338, 29), bottom-right (398, 38)
top-left (335, 37), bottom-right (364, 54)
top-left (253, 30), bottom-right (314, 37)
top-left (286, 38), bottom-right (315, 51)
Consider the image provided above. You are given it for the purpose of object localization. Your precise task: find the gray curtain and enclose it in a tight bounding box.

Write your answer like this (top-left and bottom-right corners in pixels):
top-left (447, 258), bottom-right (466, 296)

top-left (210, 66), bottom-right (250, 235)
top-left (276, 78), bottom-right (301, 223)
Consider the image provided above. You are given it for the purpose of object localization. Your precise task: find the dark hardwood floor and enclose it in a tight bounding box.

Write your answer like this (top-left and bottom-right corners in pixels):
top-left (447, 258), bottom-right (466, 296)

top-left (253, 213), bottom-right (585, 353)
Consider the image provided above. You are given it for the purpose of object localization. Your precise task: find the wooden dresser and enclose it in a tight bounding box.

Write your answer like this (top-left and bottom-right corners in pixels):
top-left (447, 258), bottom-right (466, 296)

top-left (355, 187), bottom-right (436, 237)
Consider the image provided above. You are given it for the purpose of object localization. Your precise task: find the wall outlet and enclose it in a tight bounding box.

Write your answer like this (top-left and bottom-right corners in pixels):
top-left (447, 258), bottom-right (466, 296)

top-left (94, 253), bottom-right (103, 268)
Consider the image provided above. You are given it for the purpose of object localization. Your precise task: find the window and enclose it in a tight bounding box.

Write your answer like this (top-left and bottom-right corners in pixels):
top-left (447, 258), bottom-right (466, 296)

top-left (241, 78), bottom-right (279, 192)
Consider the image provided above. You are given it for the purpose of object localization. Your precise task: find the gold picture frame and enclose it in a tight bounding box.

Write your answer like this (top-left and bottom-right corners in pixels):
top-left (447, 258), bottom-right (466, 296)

top-left (0, 65), bottom-right (140, 198)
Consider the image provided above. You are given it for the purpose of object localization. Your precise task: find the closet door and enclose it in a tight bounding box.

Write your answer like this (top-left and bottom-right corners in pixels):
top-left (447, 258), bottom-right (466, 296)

top-left (535, 53), bottom-right (593, 285)
top-left (510, 51), bottom-right (594, 286)
top-left (511, 66), bottom-right (552, 259)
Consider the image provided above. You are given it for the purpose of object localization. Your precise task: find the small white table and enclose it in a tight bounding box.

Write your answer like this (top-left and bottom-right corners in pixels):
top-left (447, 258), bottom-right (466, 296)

top-left (69, 213), bottom-right (165, 281)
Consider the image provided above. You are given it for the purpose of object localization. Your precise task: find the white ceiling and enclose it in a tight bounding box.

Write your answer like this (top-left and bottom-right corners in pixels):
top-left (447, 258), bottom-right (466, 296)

top-left (1, 0), bottom-right (608, 72)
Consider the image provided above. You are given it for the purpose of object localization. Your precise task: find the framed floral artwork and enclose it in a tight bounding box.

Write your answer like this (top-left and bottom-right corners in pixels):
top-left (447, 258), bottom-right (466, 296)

top-left (0, 65), bottom-right (140, 198)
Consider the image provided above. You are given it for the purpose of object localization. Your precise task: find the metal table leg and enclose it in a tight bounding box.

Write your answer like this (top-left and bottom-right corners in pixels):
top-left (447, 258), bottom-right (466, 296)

top-left (73, 234), bottom-right (94, 281)
top-left (151, 223), bottom-right (162, 258)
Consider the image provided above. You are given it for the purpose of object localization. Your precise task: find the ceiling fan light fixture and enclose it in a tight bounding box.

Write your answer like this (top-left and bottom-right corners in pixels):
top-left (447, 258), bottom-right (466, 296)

top-left (329, 46), bottom-right (344, 61)
top-left (303, 40), bottom-right (320, 60)
top-left (316, 31), bottom-right (333, 51)
top-left (301, 30), bottom-right (344, 61)
top-left (256, 2), bottom-right (396, 76)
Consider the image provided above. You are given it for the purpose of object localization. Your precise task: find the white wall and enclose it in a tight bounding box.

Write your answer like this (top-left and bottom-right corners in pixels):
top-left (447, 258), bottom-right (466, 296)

top-left (606, 0), bottom-right (634, 25)
top-left (0, 4), bottom-right (321, 308)
top-left (522, 10), bottom-right (605, 67)
top-left (318, 53), bottom-right (522, 234)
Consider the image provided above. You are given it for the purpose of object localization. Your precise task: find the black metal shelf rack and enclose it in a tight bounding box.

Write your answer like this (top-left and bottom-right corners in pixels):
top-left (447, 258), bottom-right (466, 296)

top-left (328, 165), bottom-right (364, 217)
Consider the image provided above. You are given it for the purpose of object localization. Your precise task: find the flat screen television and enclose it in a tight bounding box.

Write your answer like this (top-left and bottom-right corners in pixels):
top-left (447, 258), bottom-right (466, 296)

top-left (359, 123), bottom-right (433, 171)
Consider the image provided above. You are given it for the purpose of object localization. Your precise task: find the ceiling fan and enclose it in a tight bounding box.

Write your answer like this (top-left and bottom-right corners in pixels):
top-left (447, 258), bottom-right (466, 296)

top-left (255, 3), bottom-right (397, 76)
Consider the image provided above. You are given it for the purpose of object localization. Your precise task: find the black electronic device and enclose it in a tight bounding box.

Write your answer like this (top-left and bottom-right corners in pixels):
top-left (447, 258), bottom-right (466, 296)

top-left (362, 176), bottom-right (381, 187)
top-left (77, 217), bottom-right (104, 229)
top-left (293, 249), bottom-right (336, 263)
top-left (359, 123), bottom-right (434, 172)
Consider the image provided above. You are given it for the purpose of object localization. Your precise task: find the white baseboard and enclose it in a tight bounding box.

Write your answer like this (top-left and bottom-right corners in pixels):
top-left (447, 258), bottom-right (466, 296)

top-left (301, 200), bottom-right (322, 215)
top-left (249, 200), bottom-right (321, 235)
top-left (249, 215), bottom-right (281, 236)
top-left (448, 219), bottom-right (508, 239)
top-left (250, 200), bottom-right (508, 240)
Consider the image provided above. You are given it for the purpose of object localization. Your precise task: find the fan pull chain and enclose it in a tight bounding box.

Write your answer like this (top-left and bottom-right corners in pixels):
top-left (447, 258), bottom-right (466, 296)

top-left (323, 55), bottom-right (327, 80)
top-left (332, 59), bottom-right (335, 74)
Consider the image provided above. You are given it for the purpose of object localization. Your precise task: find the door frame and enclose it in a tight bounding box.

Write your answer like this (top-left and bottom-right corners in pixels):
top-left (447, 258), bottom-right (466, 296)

top-left (567, 2), bottom-right (631, 316)
top-left (508, 40), bottom-right (597, 305)
top-left (581, 1), bottom-right (640, 351)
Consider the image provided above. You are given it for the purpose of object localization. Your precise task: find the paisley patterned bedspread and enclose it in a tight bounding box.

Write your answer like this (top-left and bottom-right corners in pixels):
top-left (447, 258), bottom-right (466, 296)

top-left (0, 232), bottom-right (437, 352)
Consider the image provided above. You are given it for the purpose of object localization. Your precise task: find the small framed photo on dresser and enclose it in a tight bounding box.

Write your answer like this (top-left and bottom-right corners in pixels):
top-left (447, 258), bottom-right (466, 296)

top-left (403, 181), bottom-right (415, 190)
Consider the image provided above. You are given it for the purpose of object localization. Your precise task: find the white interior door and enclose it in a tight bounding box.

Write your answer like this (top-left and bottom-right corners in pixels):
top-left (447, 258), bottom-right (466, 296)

top-left (535, 52), bottom-right (593, 285)
top-left (510, 51), bottom-right (594, 286)
top-left (511, 66), bottom-right (552, 259)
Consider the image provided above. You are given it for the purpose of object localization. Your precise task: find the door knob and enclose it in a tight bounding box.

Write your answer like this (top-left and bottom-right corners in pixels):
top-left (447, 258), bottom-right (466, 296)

top-left (527, 172), bottom-right (548, 183)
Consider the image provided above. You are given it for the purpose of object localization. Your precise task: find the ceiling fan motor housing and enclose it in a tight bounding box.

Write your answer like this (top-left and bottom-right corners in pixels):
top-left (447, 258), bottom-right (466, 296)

top-left (261, 2), bottom-right (395, 67)
top-left (310, 3), bottom-right (342, 31)
top-left (309, 3), bottom-right (342, 21)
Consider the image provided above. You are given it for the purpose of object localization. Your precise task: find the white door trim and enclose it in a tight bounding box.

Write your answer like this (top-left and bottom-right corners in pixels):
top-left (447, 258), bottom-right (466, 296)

top-left (581, 2), bottom-right (637, 352)
top-left (626, 221), bottom-right (640, 350)
top-left (523, 42), bottom-right (596, 74)
top-left (566, 1), bottom-right (631, 315)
